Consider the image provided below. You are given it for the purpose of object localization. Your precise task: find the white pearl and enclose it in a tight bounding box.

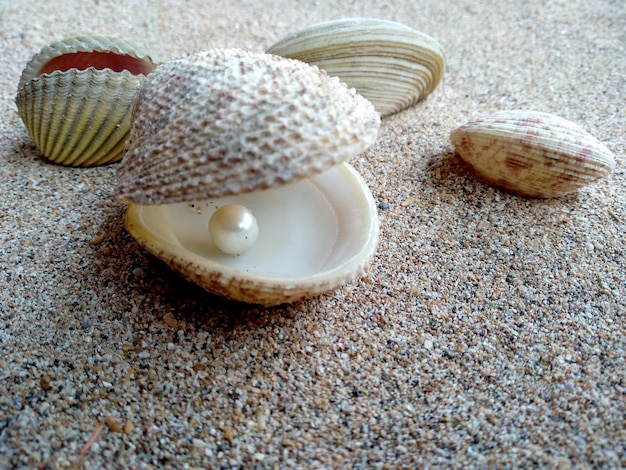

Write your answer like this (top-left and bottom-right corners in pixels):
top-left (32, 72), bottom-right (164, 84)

top-left (208, 204), bottom-right (259, 255)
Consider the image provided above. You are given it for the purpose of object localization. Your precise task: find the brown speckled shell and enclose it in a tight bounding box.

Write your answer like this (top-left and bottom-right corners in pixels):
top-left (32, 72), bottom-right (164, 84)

top-left (450, 110), bottom-right (615, 198)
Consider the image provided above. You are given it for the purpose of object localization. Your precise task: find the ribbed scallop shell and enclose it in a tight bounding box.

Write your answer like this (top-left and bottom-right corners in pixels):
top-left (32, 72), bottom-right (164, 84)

top-left (266, 18), bottom-right (446, 117)
top-left (116, 48), bottom-right (381, 205)
top-left (450, 110), bottom-right (616, 198)
top-left (15, 35), bottom-right (158, 167)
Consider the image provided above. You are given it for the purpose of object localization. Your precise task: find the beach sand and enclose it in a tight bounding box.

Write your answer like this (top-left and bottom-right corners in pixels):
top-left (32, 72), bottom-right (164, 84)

top-left (1, 0), bottom-right (624, 467)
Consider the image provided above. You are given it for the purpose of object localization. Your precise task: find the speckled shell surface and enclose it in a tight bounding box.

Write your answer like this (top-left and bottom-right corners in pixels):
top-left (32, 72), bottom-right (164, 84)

top-left (266, 18), bottom-right (446, 117)
top-left (116, 48), bottom-right (380, 205)
top-left (450, 110), bottom-right (616, 198)
top-left (117, 48), bottom-right (381, 305)
top-left (15, 35), bottom-right (158, 167)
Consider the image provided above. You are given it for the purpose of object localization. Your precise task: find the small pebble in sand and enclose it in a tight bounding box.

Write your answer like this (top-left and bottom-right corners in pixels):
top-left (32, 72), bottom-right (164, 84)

top-left (105, 416), bottom-right (123, 433)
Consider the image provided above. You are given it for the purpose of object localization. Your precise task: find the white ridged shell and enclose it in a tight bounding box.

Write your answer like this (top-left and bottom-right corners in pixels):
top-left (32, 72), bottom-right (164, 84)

top-left (450, 110), bottom-right (616, 198)
top-left (15, 35), bottom-right (158, 167)
top-left (116, 48), bottom-right (381, 305)
top-left (116, 48), bottom-right (380, 204)
top-left (266, 18), bottom-right (446, 117)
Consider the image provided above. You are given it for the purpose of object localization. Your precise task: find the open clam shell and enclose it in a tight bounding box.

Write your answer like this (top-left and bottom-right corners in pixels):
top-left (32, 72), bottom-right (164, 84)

top-left (266, 18), bottom-right (446, 117)
top-left (125, 163), bottom-right (379, 306)
top-left (15, 35), bottom-right (159, 167)
top-left (116, 48), bottom-right (381, 306)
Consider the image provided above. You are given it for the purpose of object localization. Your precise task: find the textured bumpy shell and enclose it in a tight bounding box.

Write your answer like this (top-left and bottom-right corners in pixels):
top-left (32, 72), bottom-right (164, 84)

top-left (15, 35), bottom-right (158, 167)
top-left (116, 48), bottom-right (381, 204)
top-left (117, 48), bottom-right (381, 305)
top-left (450, 110), bottom-right (616, 198)
top-left (266, 18), bottom-right (446, 117)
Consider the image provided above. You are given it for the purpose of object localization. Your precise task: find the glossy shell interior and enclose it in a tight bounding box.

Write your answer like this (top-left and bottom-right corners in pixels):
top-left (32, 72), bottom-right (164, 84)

top-left (125, 163), bottom-right (379, 306)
